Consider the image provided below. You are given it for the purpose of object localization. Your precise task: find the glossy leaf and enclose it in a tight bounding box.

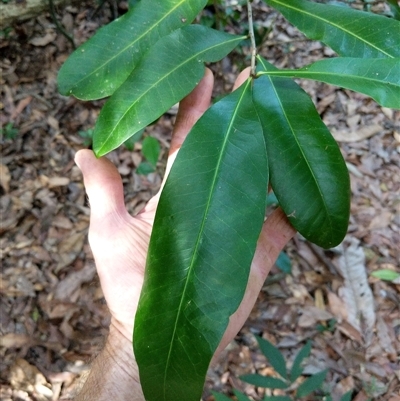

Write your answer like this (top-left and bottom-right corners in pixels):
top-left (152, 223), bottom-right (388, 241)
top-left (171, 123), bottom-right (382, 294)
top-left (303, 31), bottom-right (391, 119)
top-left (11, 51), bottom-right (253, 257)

top-left (258, 58), bottom-right (400, 109)
top-left (134, 79), bottom-right (269, 401)
top-left (93, 25), bottom-right (245, 156)
top-left (255, 336), bottom-right (288, 379)
top-left (290, 340), bottom-right (311, 382)
top-left (264, 0), bottom-right (400, 58)
top-left (296, 369), bottom-right (328, 397)
top-left (57, 0), bottom-right (207, 99)
top-left (240, 374), bottom-right (289, 389)
top-left (254, 57), bottom-right (350, 248)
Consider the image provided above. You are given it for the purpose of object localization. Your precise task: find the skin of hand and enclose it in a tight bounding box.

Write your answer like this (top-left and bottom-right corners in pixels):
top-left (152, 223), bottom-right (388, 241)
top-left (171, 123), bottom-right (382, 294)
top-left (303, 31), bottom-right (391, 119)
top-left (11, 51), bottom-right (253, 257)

top-left (73, 67), bottom-right (296, 400)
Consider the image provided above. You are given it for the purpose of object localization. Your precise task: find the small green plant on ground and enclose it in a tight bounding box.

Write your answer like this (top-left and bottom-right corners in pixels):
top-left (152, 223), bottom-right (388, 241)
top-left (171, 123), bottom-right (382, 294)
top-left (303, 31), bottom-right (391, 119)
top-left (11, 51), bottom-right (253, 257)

top-left (212, 337), bottom-right (353, 400)
top-left (370, 269), bottom-right (400, 282)
top-left (78, 127), bottom-right (160, 174)
top-left (0, 122), bottom-right (18, 140)
top-left (58, 0), bottom-right (399, 399)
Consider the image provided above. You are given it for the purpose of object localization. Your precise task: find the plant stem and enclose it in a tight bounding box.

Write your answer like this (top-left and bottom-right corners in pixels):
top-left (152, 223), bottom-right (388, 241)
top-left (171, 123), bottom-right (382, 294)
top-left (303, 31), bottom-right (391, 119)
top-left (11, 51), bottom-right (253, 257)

top-left (48, 0), bottom-right (75, 49)
top-left (247, 0), bottom-right (257, 77)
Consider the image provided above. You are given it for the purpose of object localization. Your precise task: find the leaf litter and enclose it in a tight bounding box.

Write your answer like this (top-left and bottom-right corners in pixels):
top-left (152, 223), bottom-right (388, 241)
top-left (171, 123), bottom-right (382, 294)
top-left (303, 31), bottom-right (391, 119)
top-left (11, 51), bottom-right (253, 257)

top-left (0, 1), bottom-right (399, 400)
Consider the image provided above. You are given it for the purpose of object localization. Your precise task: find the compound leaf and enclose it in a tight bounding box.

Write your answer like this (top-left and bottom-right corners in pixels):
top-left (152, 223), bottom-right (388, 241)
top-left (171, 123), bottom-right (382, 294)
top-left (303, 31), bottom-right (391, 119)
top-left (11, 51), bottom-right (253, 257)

top-left (296, 369), bottom-right (328, 397)
top-left (93, 25), bottom-right (244, 156)
top-left (134, 79), bottom-right (269, 401)
top-left (212, 393), bottom-right (234, 401)
top-left (58, 0), bottom-right (207, 100)
top-left (240, 374), bottom-right (289, 389)
top-left (255, 336), bottom-right (288, 379)
top-left (290, 340), bottom-right (311, 382)
top-left (233, 390), bottom-right (254, 401)
top-left (265, 0), bottom-right (400, 58)
top-left (258, 58), bottom-right (400, 109)
top-left (254, 57), bottom-right (350, 248)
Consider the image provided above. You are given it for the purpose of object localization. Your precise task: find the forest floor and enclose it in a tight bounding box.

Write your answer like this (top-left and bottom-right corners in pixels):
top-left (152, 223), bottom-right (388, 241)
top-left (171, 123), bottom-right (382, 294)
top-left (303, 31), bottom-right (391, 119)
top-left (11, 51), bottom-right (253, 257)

top-left (0, 1), bottom-right (399, 400)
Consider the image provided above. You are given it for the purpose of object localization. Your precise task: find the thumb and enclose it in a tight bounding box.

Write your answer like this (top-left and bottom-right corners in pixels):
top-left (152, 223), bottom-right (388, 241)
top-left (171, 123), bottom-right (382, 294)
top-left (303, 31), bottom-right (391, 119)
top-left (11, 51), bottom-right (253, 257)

top-left (75, 149), bottom-right (127, 219)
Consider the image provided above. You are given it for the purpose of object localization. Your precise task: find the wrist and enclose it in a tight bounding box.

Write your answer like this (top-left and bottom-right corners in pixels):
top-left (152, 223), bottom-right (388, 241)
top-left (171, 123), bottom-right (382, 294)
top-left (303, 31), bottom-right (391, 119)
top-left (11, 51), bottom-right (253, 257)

top-left (75, 323), bottom-right (144, 401)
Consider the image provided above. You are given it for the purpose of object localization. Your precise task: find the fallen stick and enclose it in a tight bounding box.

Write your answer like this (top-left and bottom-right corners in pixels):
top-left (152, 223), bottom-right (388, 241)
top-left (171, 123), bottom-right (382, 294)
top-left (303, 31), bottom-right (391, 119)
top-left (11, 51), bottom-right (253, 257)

top-left (0, 0), bottom-right (74, 29)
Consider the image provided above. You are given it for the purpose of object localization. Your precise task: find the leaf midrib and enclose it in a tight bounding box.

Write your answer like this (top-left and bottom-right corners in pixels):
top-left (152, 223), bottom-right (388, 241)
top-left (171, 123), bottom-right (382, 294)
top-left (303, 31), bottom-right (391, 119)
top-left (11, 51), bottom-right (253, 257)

top-left (261, 69), bottom-right (334, 238)
top-left (96, 33), bottom-right (243, 155)
top-left (259, 69), bottom-right (400, 86)
top-left (162, 80), bottom-right (251, 398)
top-left (269, 0), bottom-right (394, 58)
top-left (71, 0), bottom-right (188, 90)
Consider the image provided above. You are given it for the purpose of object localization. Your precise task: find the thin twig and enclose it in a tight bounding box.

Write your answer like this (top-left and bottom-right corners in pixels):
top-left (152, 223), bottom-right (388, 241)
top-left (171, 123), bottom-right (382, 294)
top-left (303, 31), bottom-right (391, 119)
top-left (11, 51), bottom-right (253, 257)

top-left (247, 0), bottom-right (257, 77)
top-left (48, 0), bottom-right (76, 49)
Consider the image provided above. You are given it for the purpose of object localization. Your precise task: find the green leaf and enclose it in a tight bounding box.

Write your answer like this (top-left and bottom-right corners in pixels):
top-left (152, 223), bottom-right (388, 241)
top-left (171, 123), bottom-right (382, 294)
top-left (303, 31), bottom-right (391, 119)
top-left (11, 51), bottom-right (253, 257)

top-left (371, 269), bottom-right (400, 281)
top-left (141, 136), bottom-right (160, 166)
top-left (275, 251), bottom-right (291, 274)
top-left (254, 57), bottom-right (350, 248)
top-left (266, 192), bottom-right (279, 207)
top-left (136, 161), bottom-right (155, 175)
top-left (134, 79), bottom-right (269, 401)
top-left (264, 0), bottom-right (400, 58)
top-left (263, 397), bottom-right (292, 401)
top-left (386, 0), bottom-right (400, 20)
top-left (290, 341), bottom-right (311, 382)
top-left (258, 58), bottom-right (400, 109)
top-left (340, 390), bottom-right (353, 401)
top-left (57, 0), bottom-right (207, 99)
top-left (123, 128), bottom-right (144, 151)
top-left (212, 393), bottom-right (234, 401)
top-left (93, 25), bottom-right (245, 156)
top-left (296, 369), bottom-right (328, 397)
top-left (255, 336), bottom-right (287, 379)
top-left (233, 390), bottom-right (254, 401)
top-left (240, 374), bottom-right (289, 389)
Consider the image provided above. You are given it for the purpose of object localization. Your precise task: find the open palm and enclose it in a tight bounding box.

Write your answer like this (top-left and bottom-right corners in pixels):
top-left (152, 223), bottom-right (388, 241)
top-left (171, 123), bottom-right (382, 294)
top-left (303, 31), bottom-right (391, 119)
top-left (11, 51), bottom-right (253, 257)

top-left (75, 68), bottom-right (296, 362)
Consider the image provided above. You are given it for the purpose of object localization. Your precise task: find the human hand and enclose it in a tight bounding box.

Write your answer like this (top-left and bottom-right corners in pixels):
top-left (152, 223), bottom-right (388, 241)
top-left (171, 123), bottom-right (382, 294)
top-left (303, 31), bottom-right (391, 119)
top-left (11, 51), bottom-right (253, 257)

top-left (74, 68), bottom-right (296, 399)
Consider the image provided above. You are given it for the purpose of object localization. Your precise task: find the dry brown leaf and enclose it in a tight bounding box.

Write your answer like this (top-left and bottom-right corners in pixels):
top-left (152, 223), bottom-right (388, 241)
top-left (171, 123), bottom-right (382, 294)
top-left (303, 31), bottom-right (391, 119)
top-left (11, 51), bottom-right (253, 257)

top-left (0, 163), bottom-right (11, 192)
top-left (10, 96), bottom-right (32, 120)
top-left (331, 124), bottom-right (382, 142)
top-left (376, 315), bottom-right (396, 355)
top-left (298, 306), bottom-right (334, 327)
top-left (54, 264), bottom-right (96, 300)
top-left (52, 214), bottom-right (73, 229)
top-left (333, 376), bottom-right (355, 399)
top-left (29, 31), bottom-right (57, 47)
top-left (47, 115), bottom-right (59, 131)
top-left (314, 288), bottom-right (325, 310)
top-left (327, 291), bottom-right (348, 322)
top-left (48, 176), bottom-right (70, 187)
top-left (368, 210), bottom-right (392, 230)
top-left (57, 231), bottom-right (85, 254)
top-left (337, 321), bottom-right (362, 343)
top-left (0, 333), bottom-right (33, 348)
top-left (9, 359), bottom-right (48, 392)
top-left (334, 236), bottom-right (376, 343)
